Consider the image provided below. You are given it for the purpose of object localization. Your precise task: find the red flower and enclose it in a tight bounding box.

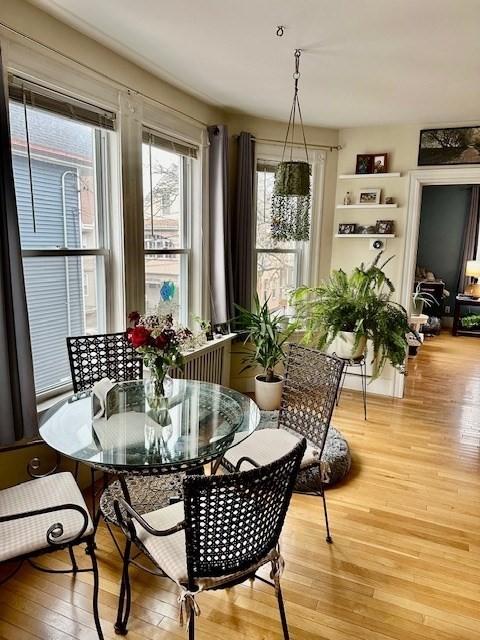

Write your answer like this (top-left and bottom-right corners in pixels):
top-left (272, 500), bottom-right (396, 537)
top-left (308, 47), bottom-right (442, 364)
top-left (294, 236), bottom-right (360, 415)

top-left (155, 332), bottom-right (169, 349)
top-left (128, 311), bottom-right (141, 326)
top-left (129, 325), bottom-right (151, 348)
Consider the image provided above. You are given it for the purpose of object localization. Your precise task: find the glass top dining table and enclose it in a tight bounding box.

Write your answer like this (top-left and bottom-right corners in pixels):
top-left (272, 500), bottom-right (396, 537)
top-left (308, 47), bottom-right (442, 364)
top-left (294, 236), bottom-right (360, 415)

top-left (39, 379), bottom-right (260, 475)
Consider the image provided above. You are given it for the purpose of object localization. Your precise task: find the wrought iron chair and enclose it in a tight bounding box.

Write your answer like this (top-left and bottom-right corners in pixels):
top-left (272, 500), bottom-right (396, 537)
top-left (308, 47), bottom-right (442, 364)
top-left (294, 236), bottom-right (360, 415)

top-left (66, 332), bottom-right (143, 393)
top-left (66, 332), bottom-right (184, 533)
top-left (0, 461), bottom-right (103, 639)
top-left (113, 438), bottom-right (306, 640)
top-left (222, 343), bottom-right (344, 543)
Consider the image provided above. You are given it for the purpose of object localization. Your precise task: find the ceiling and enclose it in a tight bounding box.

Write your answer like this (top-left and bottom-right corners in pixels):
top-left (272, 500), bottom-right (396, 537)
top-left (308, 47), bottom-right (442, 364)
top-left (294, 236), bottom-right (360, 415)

top-left (27, 0), bottom-right (480, 128)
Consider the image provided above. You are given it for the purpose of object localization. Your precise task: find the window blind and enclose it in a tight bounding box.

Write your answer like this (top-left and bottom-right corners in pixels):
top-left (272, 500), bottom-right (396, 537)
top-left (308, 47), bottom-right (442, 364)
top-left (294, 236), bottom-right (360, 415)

top-left (143, 128), bottom-right (198, 159)
top-left (8, 74), bottom-right (116, 131)
top-left (257, 161), bottom-right (278, 173)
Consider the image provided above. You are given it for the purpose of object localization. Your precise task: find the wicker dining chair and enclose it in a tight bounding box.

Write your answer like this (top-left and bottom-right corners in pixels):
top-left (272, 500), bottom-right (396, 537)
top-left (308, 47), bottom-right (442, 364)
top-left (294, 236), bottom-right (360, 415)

top-left (113, 438), bottom-right (306, 640)
top-left (66, 332), bottom-right (185, 535)
top-left (0, 466), bottom-right (103, 639)
top-left (66, 332), bottom-right (143, 393)
top-left (222, 343), bottom-right (344, 543)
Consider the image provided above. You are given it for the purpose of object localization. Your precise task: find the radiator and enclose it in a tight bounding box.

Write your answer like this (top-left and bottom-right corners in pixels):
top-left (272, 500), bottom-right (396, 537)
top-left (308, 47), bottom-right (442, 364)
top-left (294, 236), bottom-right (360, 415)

top-left (171, 334), bottom-right (233, 386)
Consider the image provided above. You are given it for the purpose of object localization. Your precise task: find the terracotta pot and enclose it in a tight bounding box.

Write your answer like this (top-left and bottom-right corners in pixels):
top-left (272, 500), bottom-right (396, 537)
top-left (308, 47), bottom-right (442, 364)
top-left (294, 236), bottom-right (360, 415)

top-left (254, 374), bottom-right (284, 411)
top-left (327, 332), bottom-right (367, 360)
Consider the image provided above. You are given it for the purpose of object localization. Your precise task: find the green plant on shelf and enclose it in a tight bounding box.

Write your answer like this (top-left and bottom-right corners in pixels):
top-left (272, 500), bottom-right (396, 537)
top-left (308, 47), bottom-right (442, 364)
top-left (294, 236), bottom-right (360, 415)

top-left (461, 315), bottom-right (480, 329)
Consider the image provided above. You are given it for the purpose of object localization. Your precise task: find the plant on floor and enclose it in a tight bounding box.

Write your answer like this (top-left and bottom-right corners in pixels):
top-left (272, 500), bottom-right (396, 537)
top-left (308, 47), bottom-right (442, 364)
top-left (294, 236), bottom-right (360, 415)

top-left (235, 294), bottom-right (296, 382)
top-left (291, 253), bottom-right (410, 379)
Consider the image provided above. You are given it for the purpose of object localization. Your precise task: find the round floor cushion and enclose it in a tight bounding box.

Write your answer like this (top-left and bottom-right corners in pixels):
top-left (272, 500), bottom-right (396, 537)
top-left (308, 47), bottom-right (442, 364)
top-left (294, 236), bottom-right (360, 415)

top-left (258, 411), bottom-right (351, 488)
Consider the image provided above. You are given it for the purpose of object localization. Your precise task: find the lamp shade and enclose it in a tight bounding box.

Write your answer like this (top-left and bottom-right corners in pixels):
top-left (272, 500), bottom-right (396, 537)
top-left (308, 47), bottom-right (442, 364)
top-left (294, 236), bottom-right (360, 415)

top-left (466, 260), bottom-right (480, 277)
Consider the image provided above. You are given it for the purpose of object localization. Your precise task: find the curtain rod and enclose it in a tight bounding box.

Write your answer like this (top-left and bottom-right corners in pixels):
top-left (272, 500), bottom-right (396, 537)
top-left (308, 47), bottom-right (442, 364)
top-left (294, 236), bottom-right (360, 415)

top-left (0, 21), bottom-right (210, 128)
top-left (238, 134), bottom-right (341, 152)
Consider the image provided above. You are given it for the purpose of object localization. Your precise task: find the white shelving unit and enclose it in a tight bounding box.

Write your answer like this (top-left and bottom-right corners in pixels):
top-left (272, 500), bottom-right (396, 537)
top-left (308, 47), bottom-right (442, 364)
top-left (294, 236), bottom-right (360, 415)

top-left (338, 172), bottom-right (401, 179)
top-left (336, 203), bottom-right (398, 210)
top-left (335, 234), bottom-right (395, 239)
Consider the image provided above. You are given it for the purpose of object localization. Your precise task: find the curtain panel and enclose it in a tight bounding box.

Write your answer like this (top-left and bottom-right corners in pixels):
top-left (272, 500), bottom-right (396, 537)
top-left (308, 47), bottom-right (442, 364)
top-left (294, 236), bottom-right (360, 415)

top-left (457, 185), bottom-right (480, 293)
top-left (207, 125), bottom-right (234, 326)
top-left (232, 132), bottom-right (255, 311)
top-left (0, 48), bottom-right (38, 445)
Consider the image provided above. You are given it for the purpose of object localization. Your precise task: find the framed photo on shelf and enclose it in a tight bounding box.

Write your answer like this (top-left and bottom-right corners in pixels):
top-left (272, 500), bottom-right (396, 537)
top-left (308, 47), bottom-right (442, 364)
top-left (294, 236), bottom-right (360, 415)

top-left (373, 153), bottom-right (388, 173)
top-left (338, 223), bottom-right (356, 235)
top-left (358, 188), bottom-right (381, 205)
top-left (376, 220), bottom-right (394, 234)
top-left (355, 154), bottom-right (373, 174)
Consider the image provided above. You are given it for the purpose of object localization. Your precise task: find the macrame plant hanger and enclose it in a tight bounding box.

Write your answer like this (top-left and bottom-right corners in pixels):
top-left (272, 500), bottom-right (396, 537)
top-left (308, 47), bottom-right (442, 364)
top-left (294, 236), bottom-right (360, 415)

top-left (271, 49), bottom-right (311, 242)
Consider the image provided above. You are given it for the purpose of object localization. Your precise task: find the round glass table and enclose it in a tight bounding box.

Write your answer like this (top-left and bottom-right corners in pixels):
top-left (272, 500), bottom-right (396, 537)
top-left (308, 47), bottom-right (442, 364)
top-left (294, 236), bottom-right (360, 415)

top-left (40, 379), bottom-right (260, 475)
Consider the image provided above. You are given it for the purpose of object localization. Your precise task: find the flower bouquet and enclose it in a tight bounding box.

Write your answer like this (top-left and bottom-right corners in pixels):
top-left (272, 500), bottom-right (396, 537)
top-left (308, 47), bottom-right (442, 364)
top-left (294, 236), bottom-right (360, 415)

top-left (127, 311), bottom-right (192, 406)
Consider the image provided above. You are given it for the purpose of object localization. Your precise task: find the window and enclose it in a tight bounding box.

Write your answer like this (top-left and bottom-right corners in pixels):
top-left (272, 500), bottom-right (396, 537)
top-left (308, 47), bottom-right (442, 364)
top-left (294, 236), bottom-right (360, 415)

top-left (255, 161), bottom-right (309, 313)
top-left (9, 78), bottom-right (114, 396)
top-left (142, 129), bottom-right (196, 324)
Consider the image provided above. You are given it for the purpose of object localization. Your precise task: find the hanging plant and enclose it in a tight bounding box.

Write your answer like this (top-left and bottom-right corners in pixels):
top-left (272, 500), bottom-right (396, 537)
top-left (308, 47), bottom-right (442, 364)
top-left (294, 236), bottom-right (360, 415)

top-left (271, 50), bottom-right (311, 242)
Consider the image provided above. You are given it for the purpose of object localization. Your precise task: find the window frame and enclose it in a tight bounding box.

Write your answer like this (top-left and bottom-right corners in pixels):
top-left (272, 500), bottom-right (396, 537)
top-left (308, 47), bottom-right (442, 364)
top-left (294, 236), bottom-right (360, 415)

top-left (142, 132), bottom-right (195, 325)
top-left (253, 143), bottom-right (325, 311)
top-left (8, 92), bottom-right (114, 402)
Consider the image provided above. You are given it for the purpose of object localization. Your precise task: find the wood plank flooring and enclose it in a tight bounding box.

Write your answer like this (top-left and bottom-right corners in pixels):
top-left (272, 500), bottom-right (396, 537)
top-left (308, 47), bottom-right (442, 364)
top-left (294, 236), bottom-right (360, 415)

top-left (2, 332), bottom-right (480, 639)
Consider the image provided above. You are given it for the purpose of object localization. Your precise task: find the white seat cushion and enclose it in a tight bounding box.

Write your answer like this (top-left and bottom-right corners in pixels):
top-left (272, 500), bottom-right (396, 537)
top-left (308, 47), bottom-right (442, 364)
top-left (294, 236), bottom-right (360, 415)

top-left (0, 471), bottom-right (93, 562)
top-left (224, 428), bottom-right (320, 471)
top-left (134, 501), bottom-right (276, 590)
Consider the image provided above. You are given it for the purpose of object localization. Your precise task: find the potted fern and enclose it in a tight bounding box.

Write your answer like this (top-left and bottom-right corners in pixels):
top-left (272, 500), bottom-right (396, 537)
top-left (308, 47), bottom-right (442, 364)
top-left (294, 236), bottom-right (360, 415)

top-left (291, 254), bottom-right (410, 379)
top-left (236, 295), bottom-right (296, 410)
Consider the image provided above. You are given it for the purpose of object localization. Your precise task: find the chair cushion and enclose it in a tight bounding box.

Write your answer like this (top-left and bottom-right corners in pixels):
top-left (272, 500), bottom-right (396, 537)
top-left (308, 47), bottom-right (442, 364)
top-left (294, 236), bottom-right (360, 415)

top-left (224, 428), bottom-right (320, 471)
top-left (134, 501), bottom-right (276, 590)
top-left (0, 472), bottom-right (93, 562)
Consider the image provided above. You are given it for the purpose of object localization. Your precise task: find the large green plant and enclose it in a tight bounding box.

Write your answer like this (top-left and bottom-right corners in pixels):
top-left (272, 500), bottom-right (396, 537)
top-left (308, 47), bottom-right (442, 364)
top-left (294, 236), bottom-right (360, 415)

top-left (291, 253), bottom-right (410, 379)
top-left (235, 295), bottom-right (296, 382)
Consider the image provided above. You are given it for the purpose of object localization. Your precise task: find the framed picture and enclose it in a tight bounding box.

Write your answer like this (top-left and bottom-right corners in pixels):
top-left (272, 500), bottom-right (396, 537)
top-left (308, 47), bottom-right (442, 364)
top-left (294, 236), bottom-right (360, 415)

top-left (376, 220), bottom-right (394, 234)
top-left (355, 154), bottom-right (373, 174)
top-left (418, 126), bottom-right (480, 166)
top-left (373, 153), bottom-right (388, 173)
top-left (358, 188), bottom-right (381, 205)
top-left (338, 223), bottom-right (356, 235)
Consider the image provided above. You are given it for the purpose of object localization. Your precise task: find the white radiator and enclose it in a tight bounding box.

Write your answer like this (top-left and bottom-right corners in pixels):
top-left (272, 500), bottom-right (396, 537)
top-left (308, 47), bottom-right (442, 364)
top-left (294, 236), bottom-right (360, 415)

top-left (171, 334), bottom-right (233, 386)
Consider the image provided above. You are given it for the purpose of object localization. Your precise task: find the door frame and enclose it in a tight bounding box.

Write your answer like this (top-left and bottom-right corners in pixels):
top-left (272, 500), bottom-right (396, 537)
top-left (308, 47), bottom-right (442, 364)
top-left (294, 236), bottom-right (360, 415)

top-left (394, 166), bottom-right (480, 398)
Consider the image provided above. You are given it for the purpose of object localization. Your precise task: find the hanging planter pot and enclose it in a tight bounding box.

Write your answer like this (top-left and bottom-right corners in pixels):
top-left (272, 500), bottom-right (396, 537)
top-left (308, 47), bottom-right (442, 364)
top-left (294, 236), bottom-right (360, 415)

top-left (271, 50), bottom-right (311, 243)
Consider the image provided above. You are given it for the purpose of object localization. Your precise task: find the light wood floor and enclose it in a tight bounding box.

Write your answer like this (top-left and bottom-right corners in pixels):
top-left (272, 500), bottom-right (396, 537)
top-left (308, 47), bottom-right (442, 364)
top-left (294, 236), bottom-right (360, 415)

top-left (2, 332), bottom-right (480, 639)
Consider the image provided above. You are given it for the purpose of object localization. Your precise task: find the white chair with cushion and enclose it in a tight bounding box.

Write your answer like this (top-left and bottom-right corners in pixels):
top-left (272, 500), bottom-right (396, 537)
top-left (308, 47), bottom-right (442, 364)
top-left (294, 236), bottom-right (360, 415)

top-left (222, 343), bottom-right (344, 543)
top-left (113, 438), bottom-right (306, 640)
top-left (0, 467), bottom-right (103, 639)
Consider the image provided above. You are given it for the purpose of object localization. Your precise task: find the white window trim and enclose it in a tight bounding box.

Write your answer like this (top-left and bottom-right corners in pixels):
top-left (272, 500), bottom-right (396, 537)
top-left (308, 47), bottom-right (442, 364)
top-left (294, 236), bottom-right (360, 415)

top-left (254, 142), bottom-right (326, 304)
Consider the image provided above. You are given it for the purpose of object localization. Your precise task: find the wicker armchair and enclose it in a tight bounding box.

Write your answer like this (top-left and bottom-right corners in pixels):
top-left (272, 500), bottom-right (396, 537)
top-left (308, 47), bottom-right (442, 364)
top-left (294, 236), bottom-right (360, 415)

top-left (0, 465), bottom-right (103, 639)
top-left (223, 343), bottom-right (344, 543)
top-left (66, 332), bottom-right (142, 393)
top-left (113, 438), bottom-right (306, 640)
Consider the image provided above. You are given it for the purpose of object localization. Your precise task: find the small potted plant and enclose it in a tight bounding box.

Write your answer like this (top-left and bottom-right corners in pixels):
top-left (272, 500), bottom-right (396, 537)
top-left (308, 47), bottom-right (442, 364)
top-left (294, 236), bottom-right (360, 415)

top-left (291, 253), bottom-right (410, 379)
top-left (236, 295), bottom-right (296, 410)
top-left (412, 283), bottom-right (436, 315)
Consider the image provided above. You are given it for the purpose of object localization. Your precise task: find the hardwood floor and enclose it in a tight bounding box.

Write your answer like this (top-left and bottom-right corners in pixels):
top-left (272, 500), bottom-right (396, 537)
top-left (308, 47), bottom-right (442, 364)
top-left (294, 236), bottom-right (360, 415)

top-left (2, 332), bottom-right (480, 639)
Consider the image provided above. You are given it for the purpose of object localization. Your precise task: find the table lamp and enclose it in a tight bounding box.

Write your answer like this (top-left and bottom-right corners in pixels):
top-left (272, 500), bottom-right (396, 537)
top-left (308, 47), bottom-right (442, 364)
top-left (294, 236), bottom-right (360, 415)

top-left (465, 260), bottom-right (480, 297)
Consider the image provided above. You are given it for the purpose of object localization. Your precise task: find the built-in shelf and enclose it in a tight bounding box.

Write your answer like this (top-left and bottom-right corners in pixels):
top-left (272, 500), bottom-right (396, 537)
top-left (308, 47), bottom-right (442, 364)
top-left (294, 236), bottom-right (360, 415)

top-left (336, 203), bottom-right (398, 209)
top-left (335, 233), bottom-right (396, 239)
top-left (338, 172), bottom-right (401, 179)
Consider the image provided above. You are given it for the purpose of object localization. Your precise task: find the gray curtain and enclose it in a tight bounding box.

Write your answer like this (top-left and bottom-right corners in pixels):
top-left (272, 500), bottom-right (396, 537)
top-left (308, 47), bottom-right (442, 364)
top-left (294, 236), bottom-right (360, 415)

top-left (208, 125), bottom-right (234, 325)
top-left (0, 48), bottom-right (38, 445)
top-left (232, 132), bottom-right (255, 310)
top-left (457, 185), bottom-right (480, 293)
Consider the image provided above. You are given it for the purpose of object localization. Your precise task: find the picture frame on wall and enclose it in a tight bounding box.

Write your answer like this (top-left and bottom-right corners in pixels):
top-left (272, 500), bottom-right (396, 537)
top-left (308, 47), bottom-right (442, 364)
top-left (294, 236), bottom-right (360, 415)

top-left (418, 126), bottom-right (480, 165)
top-left (358, 188), bottom-right (381, 205)
top-left (338, 223), bottom-right (356, 235)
